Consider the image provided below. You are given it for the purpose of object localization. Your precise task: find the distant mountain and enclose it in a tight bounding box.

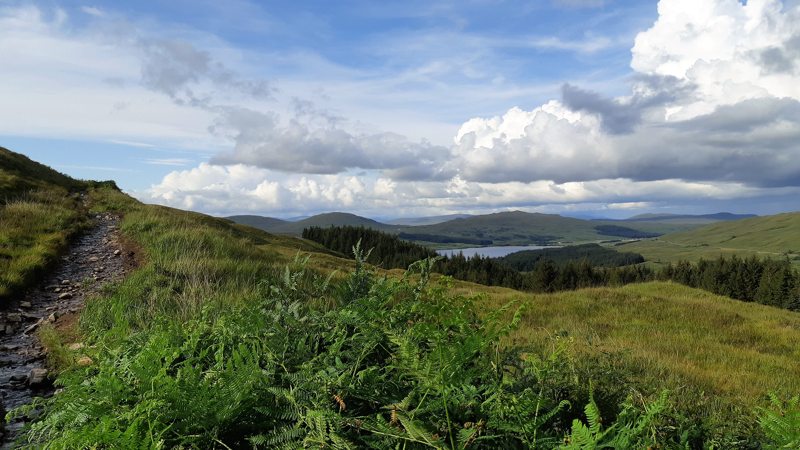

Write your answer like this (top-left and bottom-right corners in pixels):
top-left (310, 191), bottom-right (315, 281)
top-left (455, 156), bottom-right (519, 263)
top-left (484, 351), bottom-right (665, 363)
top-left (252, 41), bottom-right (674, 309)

top-left (402, 211), bottom-right (634, 246)
top-left (228, 210), bottom-right (677, 246)
top-left (386, 214), bottom-right (473, 226)
top-left (227, 212), bottom-right (397, 235)
top-left (621, 212), bottom-right (756, 224)
top-left (226, 215), bottom-right (289, 230)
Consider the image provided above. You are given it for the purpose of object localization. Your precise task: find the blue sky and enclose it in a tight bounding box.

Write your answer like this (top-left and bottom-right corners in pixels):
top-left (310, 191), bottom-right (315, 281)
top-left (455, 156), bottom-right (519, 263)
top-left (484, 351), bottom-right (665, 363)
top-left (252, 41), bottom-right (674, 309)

top-left (2, 0), bottom-right (800, 219)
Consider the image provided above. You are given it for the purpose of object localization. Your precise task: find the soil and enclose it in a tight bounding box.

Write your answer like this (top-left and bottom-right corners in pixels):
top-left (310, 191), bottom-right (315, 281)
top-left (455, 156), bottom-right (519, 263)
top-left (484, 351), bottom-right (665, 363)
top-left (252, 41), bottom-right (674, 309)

top-left (0, 214), bottom-right (136, 448)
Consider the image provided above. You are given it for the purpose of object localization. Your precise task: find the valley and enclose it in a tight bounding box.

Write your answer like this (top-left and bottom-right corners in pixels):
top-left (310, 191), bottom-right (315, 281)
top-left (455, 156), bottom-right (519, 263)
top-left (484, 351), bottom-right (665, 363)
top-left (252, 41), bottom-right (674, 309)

top-left (2, 146), bottom-right (799, 448)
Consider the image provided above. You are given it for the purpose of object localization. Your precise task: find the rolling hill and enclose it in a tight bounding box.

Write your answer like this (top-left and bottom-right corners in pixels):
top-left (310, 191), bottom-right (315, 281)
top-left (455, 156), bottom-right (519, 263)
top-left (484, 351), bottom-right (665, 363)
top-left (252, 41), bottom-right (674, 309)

top-left (620, 212), bottom-right (800, 264)
top-left (0, 146), bottom-right (84, 198)
top-left (225, 214), bottom-right (289, 230)
top-left (621, 212), bottom-right (757, 224)
top-left (230, 210), bottom-right (677, 247)
top-left (385, 213), bottom-right (473, 226)
top-left (3, 146), bottom-right (799, 447)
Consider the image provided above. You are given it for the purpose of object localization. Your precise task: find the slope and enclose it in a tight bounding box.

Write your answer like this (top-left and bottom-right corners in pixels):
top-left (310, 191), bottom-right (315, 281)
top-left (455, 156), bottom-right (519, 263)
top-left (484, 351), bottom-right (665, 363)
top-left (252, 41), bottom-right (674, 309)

top-left (12, 181), bottom-right (798, 447)
top-left (228, 211), bottom-right (398, 234)
top-left (406, 210), bottom-right (611, 245)
top-left (621, 211), bottom-right (800, 264)
top-left (0, 147), bottom-right (93, 298)
top-left (0, 146), bottom-right (84, 199)
top-left (224, 214), bottom-right (288, 230)
top-left (465, 281), bottom-right (800, 428)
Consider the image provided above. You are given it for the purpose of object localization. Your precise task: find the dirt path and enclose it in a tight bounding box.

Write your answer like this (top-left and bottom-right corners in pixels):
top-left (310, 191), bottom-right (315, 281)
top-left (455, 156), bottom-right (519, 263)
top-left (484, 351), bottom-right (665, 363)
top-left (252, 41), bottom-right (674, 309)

top-left (0, 214), bottom-right (135, 448)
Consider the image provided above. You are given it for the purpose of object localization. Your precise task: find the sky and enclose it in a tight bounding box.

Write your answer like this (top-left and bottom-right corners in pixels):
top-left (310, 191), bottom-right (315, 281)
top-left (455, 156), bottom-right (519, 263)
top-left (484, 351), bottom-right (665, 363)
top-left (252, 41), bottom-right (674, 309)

top-left (2, 0), bottom-right (800, 220)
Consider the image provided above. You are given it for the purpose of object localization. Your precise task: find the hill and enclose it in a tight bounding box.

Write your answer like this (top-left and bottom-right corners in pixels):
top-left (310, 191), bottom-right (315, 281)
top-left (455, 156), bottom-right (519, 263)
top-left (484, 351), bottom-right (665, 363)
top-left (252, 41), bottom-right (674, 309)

top-left (228, 211), bottom-right (397, 234)
top-left (5, 147), bottom-right (799, 447)
top-left (621, 212), bottom-right (800, 265)
top-left (229, 210), bottom-right (702, 248)
top-left (0, 146), bottom-right (84, 199)
top-left (224, 214), bottom-right (288, 230)
top-left (386, 213), bottom-right (473, 226)
top-left (622, 212), bottom-right (757, 224)
top-left (466, 281), bottom-right (800, 434)
top-left (0, 147), bottom-right (94, 298)
top-left (405, 210), bottom-right (662, 246)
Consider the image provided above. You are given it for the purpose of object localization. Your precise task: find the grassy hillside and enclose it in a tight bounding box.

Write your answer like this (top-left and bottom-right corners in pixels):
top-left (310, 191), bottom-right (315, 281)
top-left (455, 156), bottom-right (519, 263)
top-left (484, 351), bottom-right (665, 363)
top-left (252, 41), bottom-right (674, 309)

top-left (0, 147), bottom-right (92, 299)
top-left (224, 214), bottom-right (289, 230)
top-left (621, 212), bottom-right (800, 265)
top-left (468, 282), bottom-right (800, 409)
top-left (6, 148), bottom-right (799, 447)
top-left (20, 187), bottom-right (795, 447)
top-left (0, 146), bottom-right (83, 199)
top-left (623, 212), bottom-right (756, 224)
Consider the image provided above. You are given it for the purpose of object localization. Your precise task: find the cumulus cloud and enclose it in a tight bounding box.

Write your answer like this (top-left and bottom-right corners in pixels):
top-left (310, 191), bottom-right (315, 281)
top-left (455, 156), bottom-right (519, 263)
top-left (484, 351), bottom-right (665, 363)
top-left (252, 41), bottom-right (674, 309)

top-left (453, 0), bottom-right (800, 190)
top-left (141, 162), bottom-right (798, 216)
top-left (209, 106), bottom-right (455, 180)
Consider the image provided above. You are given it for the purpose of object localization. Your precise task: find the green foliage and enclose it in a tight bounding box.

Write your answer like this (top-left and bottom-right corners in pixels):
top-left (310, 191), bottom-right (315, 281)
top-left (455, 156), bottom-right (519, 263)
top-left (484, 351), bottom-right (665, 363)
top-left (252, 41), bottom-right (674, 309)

top-left (501, 244), bottom-right (644, 271)
top-left (19, 247), bottom-right (681, 449)
top-left (303, 225), bottom-right (437, 269)
top-left (560, 391), bottom-right (668, 449)
top-left (757, 394), bottom-right (800, 449)
top-left (593, 224), bottom-right (661, 239)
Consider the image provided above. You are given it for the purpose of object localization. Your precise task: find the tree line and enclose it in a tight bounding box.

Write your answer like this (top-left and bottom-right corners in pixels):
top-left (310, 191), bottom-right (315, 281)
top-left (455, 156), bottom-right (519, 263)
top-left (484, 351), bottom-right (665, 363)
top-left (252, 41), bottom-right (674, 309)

top-left (303, 225), bottom-right (800, 312)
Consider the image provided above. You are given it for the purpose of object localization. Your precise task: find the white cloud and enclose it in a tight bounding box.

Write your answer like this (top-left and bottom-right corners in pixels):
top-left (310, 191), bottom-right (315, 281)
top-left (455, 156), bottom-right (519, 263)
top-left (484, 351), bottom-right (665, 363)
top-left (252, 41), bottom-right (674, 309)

top-left (80, 6), bottom-right (104, 17)
top-left (139, 162), bottom-right (799, 217)
top-left (453, 0), bottom-right (800, 188)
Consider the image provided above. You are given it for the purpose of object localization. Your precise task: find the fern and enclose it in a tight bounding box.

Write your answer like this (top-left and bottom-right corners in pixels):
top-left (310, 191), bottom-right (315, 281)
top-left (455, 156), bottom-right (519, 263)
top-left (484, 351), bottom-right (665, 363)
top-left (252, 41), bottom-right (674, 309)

top-left (758, 394), bottom-right (800, 449)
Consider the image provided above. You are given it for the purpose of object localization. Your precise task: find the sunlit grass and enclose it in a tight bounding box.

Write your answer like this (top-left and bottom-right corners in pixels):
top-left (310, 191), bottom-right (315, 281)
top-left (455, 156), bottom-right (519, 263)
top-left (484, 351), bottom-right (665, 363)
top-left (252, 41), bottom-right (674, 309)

top-left (0, 191), bottom-right (86, 299)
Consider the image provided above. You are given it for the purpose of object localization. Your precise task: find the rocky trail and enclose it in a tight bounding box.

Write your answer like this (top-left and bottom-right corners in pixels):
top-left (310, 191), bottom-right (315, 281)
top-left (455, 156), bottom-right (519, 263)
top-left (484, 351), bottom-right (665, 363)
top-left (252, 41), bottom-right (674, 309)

top-left (0, 214), bottom-right (135, 448)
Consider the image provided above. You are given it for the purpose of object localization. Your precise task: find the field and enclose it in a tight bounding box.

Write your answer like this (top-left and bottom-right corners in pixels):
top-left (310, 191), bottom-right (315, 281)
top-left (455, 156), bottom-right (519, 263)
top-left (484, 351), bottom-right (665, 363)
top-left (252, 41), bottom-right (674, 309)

top-left (17, 186), bottom-right (791, 447)
top-left (3, 147), bottom-right (799, 447)
top-left (620, 212), bottom-right (800, 266)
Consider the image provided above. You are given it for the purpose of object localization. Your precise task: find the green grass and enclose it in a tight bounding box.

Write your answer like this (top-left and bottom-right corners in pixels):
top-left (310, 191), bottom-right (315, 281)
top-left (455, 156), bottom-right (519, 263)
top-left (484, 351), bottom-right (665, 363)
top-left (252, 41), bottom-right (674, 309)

top-left (621, 212), bottom-right (800, 266)
top-left (4, 145), bottom-right (798, 447)
top-left (2, 186), bottom-right (790, 448)
top-left (454, 280), bottom-right (800, 440)
top-left (0, 190), bottom-right (87, 299)
top-left (0, 146), bottom-right (94, 299)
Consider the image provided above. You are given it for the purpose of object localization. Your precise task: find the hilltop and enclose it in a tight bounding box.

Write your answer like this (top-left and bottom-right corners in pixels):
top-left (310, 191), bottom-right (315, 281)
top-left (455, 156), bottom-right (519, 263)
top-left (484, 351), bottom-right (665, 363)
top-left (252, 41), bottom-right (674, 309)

top-left (0, 146), bottom-right (85, 199)
top-left (621, 212), bottom-right (800, 264)
top-left (230, 210), bottom-right (689, 247)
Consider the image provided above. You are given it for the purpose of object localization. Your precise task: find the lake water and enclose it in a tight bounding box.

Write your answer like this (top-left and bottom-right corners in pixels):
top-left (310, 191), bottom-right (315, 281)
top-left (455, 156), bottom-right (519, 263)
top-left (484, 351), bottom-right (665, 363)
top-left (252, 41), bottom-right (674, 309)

top-left (435, 245), bottom-right (558, 259)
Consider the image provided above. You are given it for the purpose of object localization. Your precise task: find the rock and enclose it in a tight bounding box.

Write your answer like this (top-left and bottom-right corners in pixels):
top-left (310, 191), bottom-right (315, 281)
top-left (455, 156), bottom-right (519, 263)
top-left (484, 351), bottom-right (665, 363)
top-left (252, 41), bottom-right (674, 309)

top-left (61, 280), bottom-right (70, 285)
top-left (113, 249), bottom-right (121, 256)
top-left (20, 301), bottom-right (32, 308)
top-left (10, 373), bottom-right (27, 383)
top-left (23, 319), bottom-right (43, 335)
top-left (47, 312), bottom-right (59, 323)
top-left (5, 324), bottom-right (15, 334)
top-left (77, 356), bottom-right (93, 366)
top-left (58, 292), bottom-right (73, 300)
top-left (7, 313), bottom-right (21, 323)
top-left (28, 368), bottom-right (48, 386)
top-left (53, 287), bottom-right (61, 293)
top-left (68, 343), bottom-right (84, 351)
top-left (88, 256), bottom-right (99, 263)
